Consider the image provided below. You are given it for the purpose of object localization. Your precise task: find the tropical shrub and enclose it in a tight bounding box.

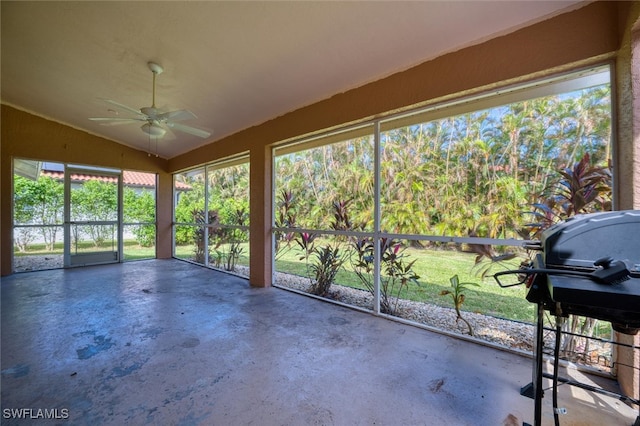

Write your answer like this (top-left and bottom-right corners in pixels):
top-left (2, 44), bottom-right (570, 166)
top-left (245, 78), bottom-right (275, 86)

top-left (192, 209), bottom-right (220, 264)
top-left (275, 189), bottom-right (297, 259)
top-left (212, 207), bottom-right (248, 271)
top-left (124, 188), bottom-right (156, 247)
top-left (440, 275), bottom-right (479, 336)
top-left (13, 175), bottom-right (64, 250)
top-left (526, 153), bottom-right (612, 360)
top-left (351, 237), bottom-right (420, 315)
top-left (308, 245), bottom-right (345, 297)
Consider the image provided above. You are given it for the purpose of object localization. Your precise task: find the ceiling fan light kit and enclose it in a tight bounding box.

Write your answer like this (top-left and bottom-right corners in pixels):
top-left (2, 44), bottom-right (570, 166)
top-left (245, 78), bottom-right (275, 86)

top-left (89, 61), bottom-right (211, 145)
top-left (141, 122), bottom-right (166, 137)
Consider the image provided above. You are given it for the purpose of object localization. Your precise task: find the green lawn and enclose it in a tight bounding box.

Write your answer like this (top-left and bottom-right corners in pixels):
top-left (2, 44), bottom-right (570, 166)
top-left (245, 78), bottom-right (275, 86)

top-left (123, 245), bottom-right (156, 261)
top-left (275, 242), bottom-right (536, 323)
top-left (275, 242), bottom-right (611, 337)
top-left (15, 239), bottom-right (150, 255)
top-left (173, 242), bottom-right (250, 269)
top-left (16, 238), bottom-right (608, 335)
top-left (15, 239), bottom-right (157, 262)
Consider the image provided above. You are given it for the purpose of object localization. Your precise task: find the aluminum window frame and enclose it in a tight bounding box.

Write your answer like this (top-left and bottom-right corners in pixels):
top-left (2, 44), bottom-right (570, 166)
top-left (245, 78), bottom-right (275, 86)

top-left (271, 64), bottom-right (614, 313)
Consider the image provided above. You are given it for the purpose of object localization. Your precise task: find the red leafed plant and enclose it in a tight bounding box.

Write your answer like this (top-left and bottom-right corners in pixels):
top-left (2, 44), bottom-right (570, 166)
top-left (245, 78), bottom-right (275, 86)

top-left (527, 153), bottom-right (611, 238)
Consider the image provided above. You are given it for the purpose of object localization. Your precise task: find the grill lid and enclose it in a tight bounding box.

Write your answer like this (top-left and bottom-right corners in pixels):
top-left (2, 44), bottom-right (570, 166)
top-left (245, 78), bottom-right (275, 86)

top-left (540, 210), bottom-right (640, 270)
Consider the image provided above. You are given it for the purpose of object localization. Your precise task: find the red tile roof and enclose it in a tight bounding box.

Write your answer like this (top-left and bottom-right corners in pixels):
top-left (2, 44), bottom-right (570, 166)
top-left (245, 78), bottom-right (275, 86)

top-left (41, 170), bottom-right (191, 190)
top-left (124, 171), bottom-right (156, 187)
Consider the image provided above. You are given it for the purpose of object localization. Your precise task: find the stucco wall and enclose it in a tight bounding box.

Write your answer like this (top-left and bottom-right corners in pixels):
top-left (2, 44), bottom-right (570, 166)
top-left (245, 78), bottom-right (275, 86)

top-left (613, 0), bottom-right (640, 403)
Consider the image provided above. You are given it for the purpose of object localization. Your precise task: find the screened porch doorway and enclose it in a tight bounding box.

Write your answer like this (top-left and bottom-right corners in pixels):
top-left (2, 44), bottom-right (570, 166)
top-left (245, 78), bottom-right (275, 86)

top-left (64, 166), bottom-right (122, 267)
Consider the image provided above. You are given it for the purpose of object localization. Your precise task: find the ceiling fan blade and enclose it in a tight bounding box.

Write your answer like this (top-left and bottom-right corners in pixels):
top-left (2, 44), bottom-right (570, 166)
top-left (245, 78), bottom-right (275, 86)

top-left (158, 109), bottom-right (197, 122)
top-left (89, 117), bottom-right (144, 126)
top-left (166, 121), bottom-right (212, 138)
top-left (101, 99), bottom-right (145, 117)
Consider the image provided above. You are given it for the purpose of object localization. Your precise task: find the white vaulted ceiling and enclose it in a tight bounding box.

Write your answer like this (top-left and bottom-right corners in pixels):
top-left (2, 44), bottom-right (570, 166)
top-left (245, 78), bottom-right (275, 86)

top-left (1, 1), bottom-right (587, 159)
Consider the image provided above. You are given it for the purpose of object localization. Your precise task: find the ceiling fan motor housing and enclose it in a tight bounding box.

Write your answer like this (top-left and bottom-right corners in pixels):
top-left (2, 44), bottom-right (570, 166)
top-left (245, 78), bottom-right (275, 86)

top-left (140, 106), bottom-right (159, 118)
top-left (148, 62), bottom-right (163, 75)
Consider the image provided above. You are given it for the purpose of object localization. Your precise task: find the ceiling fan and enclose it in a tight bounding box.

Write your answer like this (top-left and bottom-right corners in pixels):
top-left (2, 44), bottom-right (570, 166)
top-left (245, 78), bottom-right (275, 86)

top-left (89, 61), bottom-right (211, 139)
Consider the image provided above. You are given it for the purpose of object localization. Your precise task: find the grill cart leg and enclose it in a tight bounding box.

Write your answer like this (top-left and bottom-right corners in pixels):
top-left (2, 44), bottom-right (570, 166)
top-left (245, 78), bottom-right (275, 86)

top-left (521, 302), bottom-right (545, 426)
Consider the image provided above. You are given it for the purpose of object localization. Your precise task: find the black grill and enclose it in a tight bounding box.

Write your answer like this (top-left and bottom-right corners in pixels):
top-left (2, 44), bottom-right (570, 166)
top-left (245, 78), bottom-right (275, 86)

top-left (530, 210), bottom-right (640, 334)
top-left (494, 210), bottom-right (640, 426)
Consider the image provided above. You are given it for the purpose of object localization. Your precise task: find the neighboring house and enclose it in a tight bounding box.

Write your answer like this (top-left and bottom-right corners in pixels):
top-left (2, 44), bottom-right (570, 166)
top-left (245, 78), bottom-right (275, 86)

top-left (16, 160), bottom-right (191, 194)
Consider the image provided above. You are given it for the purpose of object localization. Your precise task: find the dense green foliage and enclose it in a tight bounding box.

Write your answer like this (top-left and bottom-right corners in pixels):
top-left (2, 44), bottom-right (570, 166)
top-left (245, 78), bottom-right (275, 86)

top-left (71, 179), bottom-right (117, 246)
top-left (271, 84), bottom-right (613, 334)
top-left (14, 174), bottom-right (157, 248)
top-left (274, 86), bottom-right (611, 239)
top-left (124, 188), bottom-right (156, 247)
top-left (174, 163), bottom-right (249, 229)
top-left (13, 175), bottom-right (64, 250)
top-left (173, 163), bottom-right (250, 268)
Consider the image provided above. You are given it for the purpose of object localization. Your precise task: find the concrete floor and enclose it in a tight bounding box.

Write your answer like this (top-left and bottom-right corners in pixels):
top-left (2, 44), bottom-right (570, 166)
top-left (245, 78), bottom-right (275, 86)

top-left (1, 259), bottom-right (637, 425)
